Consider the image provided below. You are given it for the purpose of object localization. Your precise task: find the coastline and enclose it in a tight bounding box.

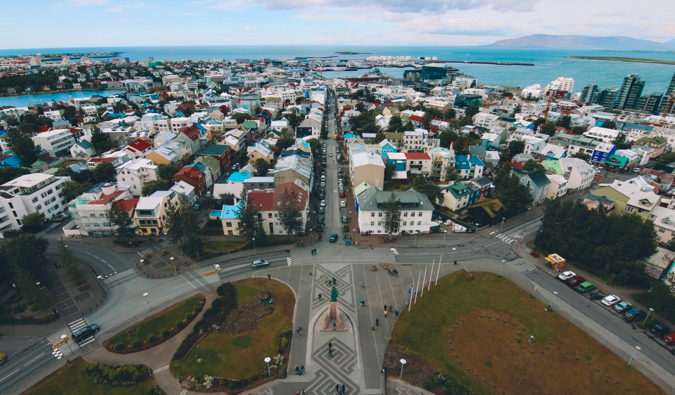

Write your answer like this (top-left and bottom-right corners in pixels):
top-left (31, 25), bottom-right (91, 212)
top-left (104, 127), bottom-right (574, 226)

top-left (566, 55), bottom-right (675, 65)
top-left (0, 88), bottom-right (125, 99)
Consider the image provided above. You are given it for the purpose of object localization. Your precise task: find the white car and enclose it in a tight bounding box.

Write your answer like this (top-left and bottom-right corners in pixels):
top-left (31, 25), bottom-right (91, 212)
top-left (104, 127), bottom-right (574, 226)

top-left (320, 200), bottom-right (326, 207)
top-left (340, 200), bottom-right (346, 208)
top-left (601, 295), bottom-right (621, 306)
top-left (320, 182), bottom-right (326, 187)
top-left (558, 271), bottom-right (576, 281)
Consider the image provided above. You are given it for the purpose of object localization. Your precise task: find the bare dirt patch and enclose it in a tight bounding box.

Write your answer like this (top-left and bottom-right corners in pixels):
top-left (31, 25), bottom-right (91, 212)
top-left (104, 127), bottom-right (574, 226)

top-left (383, 344), bottom-right (438, 387)
top-left (221, 292), bottom-right (274, 334)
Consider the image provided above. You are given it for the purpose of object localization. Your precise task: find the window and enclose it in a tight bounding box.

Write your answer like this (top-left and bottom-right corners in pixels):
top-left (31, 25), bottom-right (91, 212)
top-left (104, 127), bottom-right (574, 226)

top-left (417, 221), bottom-right (421, 226)
top-left (32, 197), bottom-right (38, 203)
top-left (371, 221), bottom-right (374, 226)
top-left (659, 228), bottom-right (666, 233)
top-left (402, 221), bottom-right (407, 226)
top-left (418, 212), bottom-right (423, 216)
top-left (378, 212), bottom-right (383, 217)
top-left (626, 206), bottom-right (634, 213)
top-left (403, 212), bottom-right (408, 217)
top-left (371, 212), bottom-right (375, 217)
top-left (8, 203), bottom-right (13, 209)
top-left (35, 205), bottom-right (42, 210)
top-left (411, 212), bottom-right (415, 217)
top-left (226, 222), bottom-right (232, 227)
top-left (268, 213), bottom-right (273, 218)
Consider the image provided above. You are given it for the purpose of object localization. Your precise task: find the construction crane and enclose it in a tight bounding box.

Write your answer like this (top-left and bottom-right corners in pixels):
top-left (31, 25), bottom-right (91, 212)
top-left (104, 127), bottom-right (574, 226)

top-left (662, 93), bottom-right (675, 123)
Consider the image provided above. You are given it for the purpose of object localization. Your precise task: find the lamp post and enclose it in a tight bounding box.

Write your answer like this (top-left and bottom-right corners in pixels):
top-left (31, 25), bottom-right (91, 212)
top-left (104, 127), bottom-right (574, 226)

top-left (252, 237), bottom-right (256, 255)
top-left (353, 228), bottom-right (356, 241)
top-left (526, 207), bottom-right (531, 221)
top-left (500, 259), bottom-right (506, 276)
top-left (264, 357), bottom-right (271, 378)
top-left (452, 247), bottom-right (456, 265)
top-left (61, 334), bottom-right (72, 353)
top-left (643, 308), bottom-right (654, 326)
top-left (399, 358), bottom-right (407, 379)
top-left (627, 346), bottom-right (641, 367)
top-left (443, 230), bottom-right (448, 246)
top-left (500, 217), bottom-right (506, 232)
top-left (143, 292), bottom-right (151, 310)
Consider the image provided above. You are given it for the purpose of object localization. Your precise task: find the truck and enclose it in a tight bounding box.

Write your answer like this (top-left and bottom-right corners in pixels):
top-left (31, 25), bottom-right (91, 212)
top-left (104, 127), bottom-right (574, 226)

top-left (544, 253), bottom-right (566, 270)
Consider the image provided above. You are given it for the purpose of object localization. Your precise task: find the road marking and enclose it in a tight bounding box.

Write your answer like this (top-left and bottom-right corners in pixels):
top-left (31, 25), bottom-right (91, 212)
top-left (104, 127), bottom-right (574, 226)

top-left (0, 368), bottom-right (20, 383)
top-left (180, 390), bottom-right (188, 395)
top-left (24, 352), bottom-right (46, 367)
top-left (153, 365), bottom-right (170, 374)
top-left (489, 231), bottom-right (495, 235)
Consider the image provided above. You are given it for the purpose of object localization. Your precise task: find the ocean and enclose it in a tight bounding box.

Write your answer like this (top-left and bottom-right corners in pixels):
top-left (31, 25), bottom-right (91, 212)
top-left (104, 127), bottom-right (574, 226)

top-left (1, 45), bottom-right (674, 105)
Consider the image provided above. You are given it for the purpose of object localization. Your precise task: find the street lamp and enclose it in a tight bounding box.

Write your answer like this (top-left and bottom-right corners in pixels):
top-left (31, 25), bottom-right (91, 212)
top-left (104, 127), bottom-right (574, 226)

top-left (452, 247), bottom-right (457, 265)
top-left (627, 346), bottom-right (641, 367)
top-left (443, 230), bottom-right (448, 246)
top-left (500, 259), bottom-right (506, 276)
top-left (399, 358), bottom-right (407, 378)
top-left (264, 357), bottom-right (271, 378)
top-left (143, 292), bottom-right (151, 310)
top-left (252, 237), bottom-right (256, 255)
top-left (643, 308), bottom-right (654, 326)
top-left (500, 217), bottom-right (506, 232)
top-left (61, 334), bottom-right (72, 353)
top-left (353, 229), bottom-right (356, 241)
top-left (526, 207), bottom-right (531, 221)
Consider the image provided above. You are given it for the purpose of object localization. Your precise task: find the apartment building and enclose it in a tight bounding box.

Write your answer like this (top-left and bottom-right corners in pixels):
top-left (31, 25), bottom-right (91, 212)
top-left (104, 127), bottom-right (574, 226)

top-left (116, 158), bottom-right (159, 197)
top-left (67, 182), bottom-right (137, 237)
top-left (32, 129), bottom-right (76, 157)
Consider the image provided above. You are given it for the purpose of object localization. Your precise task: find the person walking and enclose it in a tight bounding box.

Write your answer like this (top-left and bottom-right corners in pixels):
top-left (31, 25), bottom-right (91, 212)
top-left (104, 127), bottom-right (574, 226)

top-left (360, 299), bottom-right (364, 306)
top-left (341, 384), bottom-right (346, 394)
top-left (267, 274), bottom-right (271, 280)
top-left (383, 304), bottom-right (387, 311)
top-left (336, 384), bottom-right (340, 393)
top-left (395, 310), bottom-right (399, 317)
top-left (376, 318), bottom-right (379, 326)
top-left (329, 342), bottom-right (332, 350)
top-left (302, 390), bottom-right (306, 395)
top-left (384, 310), bottom-right (388, 318)
top-left (389, 305), bottom-right (392, 312)
top-left (318, 293), bottom-right (322, 300)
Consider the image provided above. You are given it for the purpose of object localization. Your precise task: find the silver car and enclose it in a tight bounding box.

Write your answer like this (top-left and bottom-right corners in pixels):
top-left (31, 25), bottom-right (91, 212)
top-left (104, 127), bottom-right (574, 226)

top-left (252, 259), bottom-right (270, 269)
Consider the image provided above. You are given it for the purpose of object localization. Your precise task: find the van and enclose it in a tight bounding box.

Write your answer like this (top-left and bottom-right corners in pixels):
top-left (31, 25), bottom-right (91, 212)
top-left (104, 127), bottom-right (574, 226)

top-left (72, 323), bottom-right (100, 342)
top-left (576, 281), bottom-right (595, 293)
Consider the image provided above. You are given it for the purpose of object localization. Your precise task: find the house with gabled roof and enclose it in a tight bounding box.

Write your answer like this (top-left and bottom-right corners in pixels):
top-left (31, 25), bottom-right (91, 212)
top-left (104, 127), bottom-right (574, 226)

top-left (455, 155), bottom-right (484, 180)
top-left (124, 138), bottom-right (153, 158)
top-left (511, 168), bottom-right (551, 205)
top-left (174, 165), bottom-right (207, 197)
top-left (356, 186), bottom-right (434, 235)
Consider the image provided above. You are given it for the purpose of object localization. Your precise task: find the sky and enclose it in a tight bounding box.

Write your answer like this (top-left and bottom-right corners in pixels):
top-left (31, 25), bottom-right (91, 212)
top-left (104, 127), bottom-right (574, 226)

top-left (1, 0), bottom-right (674, 49)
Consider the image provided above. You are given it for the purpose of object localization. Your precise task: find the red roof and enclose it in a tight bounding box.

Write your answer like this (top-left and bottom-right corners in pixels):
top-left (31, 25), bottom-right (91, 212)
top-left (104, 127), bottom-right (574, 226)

top-left (37, 126), bottom-right (51, 133)
top-left (409, 115), bottom-right (425, 123)
top-left (127, 139), bottom-right (152, 152)
top-left (181, 127), bottom-right (200, 141)
top-left (405, 152), bottom-right (431, 160)
top-left (88, 157), bottom-right (117, 163)
top-left (248, 190), bottom-right (275, 211)
top-left (176, 166), bottom-right (202, 179)
top-left (273, 182), bottom-right (308, 210)
top-left (115, 198), bottom-right (139, 213)
top-left (89, 190), bottom-right (125, 205)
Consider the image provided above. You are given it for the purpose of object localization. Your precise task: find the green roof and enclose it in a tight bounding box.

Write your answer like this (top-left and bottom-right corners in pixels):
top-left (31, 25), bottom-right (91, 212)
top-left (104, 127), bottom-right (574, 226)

top-left (542, 159), bottom-right (564, 175)
top-left (470, 198), bottom-right (505, 218)
top-left (606, 154), bottom-right (628, 167)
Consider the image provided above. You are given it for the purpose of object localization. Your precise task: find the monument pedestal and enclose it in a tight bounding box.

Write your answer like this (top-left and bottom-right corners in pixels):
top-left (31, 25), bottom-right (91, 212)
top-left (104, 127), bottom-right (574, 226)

top-left (319, 301), bottom-right (347, 332)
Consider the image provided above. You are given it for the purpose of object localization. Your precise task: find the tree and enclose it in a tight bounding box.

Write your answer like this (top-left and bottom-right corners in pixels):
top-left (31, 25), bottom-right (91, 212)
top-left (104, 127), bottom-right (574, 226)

top-left (93, 162), bottom-right (116, 183)
top-left (164, 195), bottom-right (205, 259)
top-left (495, 174), bottom-right (532, 218)
top-left (254, 158), bottom-right (271, 176)
top-left (602, 121), bottom-right (617, 130)
top-left (200, 193), bottom-right (216, 210)
top-left (556, 115), bottom-right (571, 129)
top-left (141, 179), bottom-right (170, 196)
top-left (444, 108), bottom-right (456, 120)
top-left (572, 126), bottom-right (587, 135)
top-left (384, 163), bottom-right (396, 182)
top-left (276, 127), bottom-right (296, 151)
top-left (235, 189), bottom-right (267, 243)
top-left (444, 165), bottom-right (459, 181)
top-left (522, 159), bottom-right (545, 172)
top-left (657, 152), bottom-right (675, 165)
top-left (439, 130), bottom-right (459, 149)
top-left (501, 140), bottom-right (525, 162)
top-left (5, 129), bottom-right (40, 165)
top-left (63, 180), bottom-right (93, 202)
top-left (403, 120), bottom-right (415, 131)
top-left (277, 187), bottom-right (304, 239)
top-left (383, 193), bottom-right (401, 235)
top-left (58, 239), bottom-right (85, 286)
top-left (0, 167), bottom-right (30, 184)
top-left (158, 163), bottom-right (181, 183)
top-left (612, 133), bottom-right (632, 150)
top-left (2, 233), bottom-right (51, 309)
top-left (107, 201), bottom-right (136, 244)
top-left (539, 122), bottom-right (557, 136)
top-left (464, 105), bottom-right (480, 118)
top-left (285, 109), bottom-right (302, 132)
top-left (388, 117), bottom-right (404, 133)
top-left (404, 177), bottom-right (443, 205)
top-left (230, 113), bottom-right (251, 125)
top-left (90, 127), bottom-right (112, 155)
top-left (219, 192), bottom-right (236, 206)
top-left (571, 152), bottom-right (591, 162)
top-left (21, 212), bottom-right (45, 234)
top-left (232, 149), bottom-right (249, 168)
top-left (533, 117), bottom-right (547, 129)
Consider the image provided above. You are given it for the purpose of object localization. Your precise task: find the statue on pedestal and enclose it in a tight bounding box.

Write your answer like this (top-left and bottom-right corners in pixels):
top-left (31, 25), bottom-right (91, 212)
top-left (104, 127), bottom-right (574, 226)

top-left (320, 286), bottom-right (347, 332)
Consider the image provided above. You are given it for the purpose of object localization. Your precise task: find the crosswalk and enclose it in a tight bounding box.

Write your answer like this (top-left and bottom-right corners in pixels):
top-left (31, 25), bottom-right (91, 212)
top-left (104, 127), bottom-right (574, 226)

top-left (495, 232), bottom-right (523, 245)
top-left (68, 318), bottom-right (97, 346)
top-left (391, 248), bottom-right (398, 255)
top-left (287, 257), bottom-right (293, 266)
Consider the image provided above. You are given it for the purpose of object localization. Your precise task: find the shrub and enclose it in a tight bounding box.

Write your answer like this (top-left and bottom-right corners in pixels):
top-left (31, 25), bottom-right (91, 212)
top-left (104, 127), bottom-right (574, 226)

top-left (161, 329), bottom-right (170, 338)
top-left (114, 343), bottom-right (124, 352)
top-left (148, 334), bottom-right (158, 344)
top-left (176, 319), bottom-right (186, 329)
top-left (131, 339), bottom-right (141, 349)
top-left (85, 363), bottom-right (150, 386)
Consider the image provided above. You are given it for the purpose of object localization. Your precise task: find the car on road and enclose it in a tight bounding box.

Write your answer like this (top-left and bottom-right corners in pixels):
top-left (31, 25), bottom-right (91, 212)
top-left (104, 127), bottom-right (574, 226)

top-left (340, 200), bottom-right (346, 208)
top-left (624, 308), bottom-right (646, 322)
top-left (601, 295), bottom-right (620, 306)
top-left (252, 259), bottom-right (270, 269)
top-left (329, 234), bottom-right (338, 243)
top-left (614, 301), bottom-right (632, 313)
top-left (342, 215), bottom-right (349, 223)
top-left (320, 200), bottom-right (326, 207)
top-left (664, 332), bottom-right (675, 345)
top-left (567, 276), bottom-right (586, 287)
top-left (319, 207), bottom-right (325, 214)
top-left (339, 190), bottom-right (345, 198)
top-left (72, 323), bottom-right (100, 342)
top-left (558, 271), bottom-right (576, 281)
top-left (329, 152), bottom-right (333, 157)
top-left (651, 323), bottom-right (671, 337)
top-left (576, 282), bottom-right (595, 293)
top-left (320, 182), bottom-right (326, 187)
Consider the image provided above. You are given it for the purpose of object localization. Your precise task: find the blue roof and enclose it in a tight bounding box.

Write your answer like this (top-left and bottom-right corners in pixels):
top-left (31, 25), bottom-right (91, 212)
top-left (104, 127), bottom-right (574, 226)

top-left (69, 163), bottom-right (89, 173)
top-left (77, 140), bottom-right (93, 149)
top-left (227, 171), bottom-right (251, 182)
top-left (196, 123), bottom-right (207, 132)
top-left (219, 204), bottom-right (241, 219)
top-left (200, 144), bottom-right (230, 155)
top-left (0, 155), bottom-right (22, 168)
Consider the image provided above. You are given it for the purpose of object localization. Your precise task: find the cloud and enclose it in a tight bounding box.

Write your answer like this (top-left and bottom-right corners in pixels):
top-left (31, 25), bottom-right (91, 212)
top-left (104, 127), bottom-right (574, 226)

top-left (397, 16), bottom-right (515, 37)
top-left (67, 0), bottom-right (109, 5)
top-left (104, 2), bottom-right (147, 13)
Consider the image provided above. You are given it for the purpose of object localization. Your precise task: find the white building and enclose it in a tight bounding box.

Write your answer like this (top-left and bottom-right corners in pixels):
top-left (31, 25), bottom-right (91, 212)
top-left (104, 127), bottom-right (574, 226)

top-left (116, 158), bottom-right (159, 197)
top-left (584, 126), bottom-right (620, 143)
top-left (356, 186), bottom-right (434, 235)
top-left (473, 113), bottom-right (499, 128)
top-left (546, 174), bottom-right (569, 199)
top-left (521, 84), bottom-right (543, 99)
top-left (66, 182), bottom-right (136, 237)
top-left (0, 173), bottom-right (70, 233)
top-left (544, 77), bottom-right (575, 94)
top-left (559, 157), bottom-right (595, 191)
top-left (32, 129), bottom-right (76, 157)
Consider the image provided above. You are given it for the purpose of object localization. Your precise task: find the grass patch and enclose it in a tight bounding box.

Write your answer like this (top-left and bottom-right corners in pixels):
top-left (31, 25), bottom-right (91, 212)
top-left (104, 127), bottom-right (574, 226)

top-left (104, 295), bottom-right (204, 353)
top-left (27, 360), bottom-right (157, 395)
top-left (204, 240), bottom-right (246, 252)
top-left (389, 272), bottom-right (664, 395)
top-left (170, 279), bottom-right (294, 380)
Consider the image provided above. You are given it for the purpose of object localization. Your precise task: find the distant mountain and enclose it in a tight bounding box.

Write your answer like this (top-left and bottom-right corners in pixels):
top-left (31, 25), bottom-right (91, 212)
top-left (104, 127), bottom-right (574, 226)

top-left (489, 34), bottom-right (673, 51)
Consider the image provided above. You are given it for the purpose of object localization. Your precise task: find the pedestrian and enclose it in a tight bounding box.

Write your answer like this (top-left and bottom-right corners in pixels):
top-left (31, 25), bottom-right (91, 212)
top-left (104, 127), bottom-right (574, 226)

top-left (384, 310), bottom-right (388, 317)
top-left (319, 293), bottom-right (322, 300)
top-left (329, 342), bottom-right (332, 350)
top-left (336, 384), bottom-right (340, 392)
top-left (295, 365), bottom-right (299, 373)
top-left (267, 274), bottom-right (271, 280)
top-left (383, 304), bottom-right (387, 311)
top-left (360, 299), bottom-right (364, 306)
top-left (302, 241), bottom-right (304, 247)
top-left (342, 384), bottom-right (346, 394)
top-left (302, 390), bottom-right (306, 395)
top-left (333, 277), bottom-right (336, 284)
top-left (309, 270), bottom-right (312, 276)
top-left (376, 318), bottom-right (379, 326)
top-left (296, 391), bottom-right (299, 395)
top-left (395, 310), bottom-right (399, 317)
top-left (389, 305), bottom-right (392, 312)
top-left (372, 326), bottom-right (375, 331)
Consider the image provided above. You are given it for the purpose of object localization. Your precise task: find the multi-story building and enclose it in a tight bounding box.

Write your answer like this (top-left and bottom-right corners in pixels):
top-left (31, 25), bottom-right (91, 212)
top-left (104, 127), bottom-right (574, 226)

top-left (0, 173), bottom-right (70, 233)
top-left (511, 168), bottom-right (551, 205)
top-left (455, 155), bottom-right (484, 180)
top-left (657, 72), bottom-right (675, 115)
top-left (429, 147), bottom-right (456, 182)
top-left (32, 129), bottom-right (76, 157)
top-left (580, 84), bottom-right (598, 104)
top-left (615, 73), bottom-right (645, 110)
top-left (116, 158), bottom-right (159, 197)
top-left (134, 190), bottom-right (180, 236)
top-left (404, 152), bottom-right (432, 177)
top-left (356, 186), bottom-right (434, 235)
top-left (350, 151), bottom-right (385, 189)
top-left (67, 182), bottom-right (137, 237)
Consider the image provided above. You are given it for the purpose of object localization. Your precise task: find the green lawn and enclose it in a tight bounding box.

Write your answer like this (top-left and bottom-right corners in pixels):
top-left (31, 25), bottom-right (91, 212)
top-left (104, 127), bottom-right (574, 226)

top-left (105, 295), bottom-right (204, 352)
top-left (390, 272), bottom-right (664, 395)
top-left (170, 279), bottom-right (294, 379)
top-left (28, 360), bottom-right (157, 395)
top-left (204, 240), bottom-right (246, 252)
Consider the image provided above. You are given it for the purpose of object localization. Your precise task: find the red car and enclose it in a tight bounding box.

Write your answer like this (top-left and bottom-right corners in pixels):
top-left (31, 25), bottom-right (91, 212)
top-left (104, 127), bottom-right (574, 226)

top-left (665, 333), bottom-right (675, 345)
top-left (567, 276), bottom-right (586, 287)
top-left (339, 191), bottom-right (345, 198)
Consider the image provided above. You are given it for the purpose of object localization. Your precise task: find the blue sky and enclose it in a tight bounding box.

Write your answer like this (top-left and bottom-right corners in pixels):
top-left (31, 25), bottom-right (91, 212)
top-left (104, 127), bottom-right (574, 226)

top-left (1, 0), bottom-right (673, 49)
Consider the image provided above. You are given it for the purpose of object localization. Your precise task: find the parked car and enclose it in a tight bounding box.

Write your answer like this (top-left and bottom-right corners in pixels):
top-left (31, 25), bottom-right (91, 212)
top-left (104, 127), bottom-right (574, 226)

top-left (320, 199), bottom-right (326, 207)
top-left (321, 175), bottom-right (326, 182)
top-left (624, 308), bottom-right (646, 322)
top-left (664, 332), bottom-right (675, 345)
top-left (252, 259), bottom-right (270, 269)
top-left (558, 271), bottom-right (576, 281)
top-left (576, 282), bottom-right (596, 293)
top-left (320, 182), bottom-right (326, 188)
top-left (319, 191), bottom-right (325, 199)
top-left (72, 323), bottom-right (100, 342)
top-left (342, 215), bottom-right (349, 224)
top-left (601, 295), bottom-right (620, 306)
top-left (614, 301), bottom-right (632, 313)
top-left (567, 276), bottom-right (586, 287)
top-left (340, 201), bottom-right (346, 208)
top-left (329, 153), bottom-right (333, 157)
top-left (651, 323), bottom-right (671, 337)
top-left (319, 207), bottom-right (325, 214)
top-left (339, 191), bottom-right (345, 198)
top-left (633, 167), bottom-right (641, 173)
top-left (193, 202), bottom-right (201, 210)
top-left (329, 234), bottom-right (338, 243)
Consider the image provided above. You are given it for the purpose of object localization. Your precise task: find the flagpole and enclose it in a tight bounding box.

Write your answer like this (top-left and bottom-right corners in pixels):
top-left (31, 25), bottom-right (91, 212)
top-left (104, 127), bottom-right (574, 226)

top-left (428, 260), bottom-right (434, 292)
top-left (408, 279), bottom-right (414, 312)
top-left (421, 265), bottom-right (428, 297)
top-left (414, 270), bottom-right (421, 304)
top-left (435, 253), bottom-right (443, 285)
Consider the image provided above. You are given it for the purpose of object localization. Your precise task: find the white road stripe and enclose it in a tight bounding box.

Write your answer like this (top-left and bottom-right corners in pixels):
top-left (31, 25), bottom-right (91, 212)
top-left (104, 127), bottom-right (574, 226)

top-left (24, 352), bottom-right (45, 367)
top-left (0, 369), bottom-right (20, 383)
top-left (153, 365), bottom-right (170, 374)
